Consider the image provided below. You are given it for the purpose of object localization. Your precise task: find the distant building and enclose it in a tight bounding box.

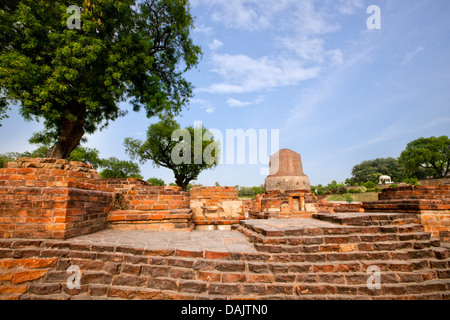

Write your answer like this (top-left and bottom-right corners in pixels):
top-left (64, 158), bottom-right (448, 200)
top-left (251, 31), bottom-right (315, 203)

top-left (379, 175), bottom-right (393, 185)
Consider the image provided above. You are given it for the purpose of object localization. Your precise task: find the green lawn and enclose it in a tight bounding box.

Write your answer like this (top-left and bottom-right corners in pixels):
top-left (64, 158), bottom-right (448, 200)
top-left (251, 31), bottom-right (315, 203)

top-left (325, 192), bottom-right (380, 202)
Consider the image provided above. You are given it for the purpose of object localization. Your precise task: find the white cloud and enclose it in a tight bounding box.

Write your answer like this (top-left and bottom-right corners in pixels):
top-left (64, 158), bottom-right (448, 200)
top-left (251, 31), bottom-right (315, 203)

top-left (226, 96), bottom-right (264, 108)
top-left (193, 24), bottom-right (213, 36)
top-left (209, 39), bottom-right (224, 51)
top-left (191, 99), bottom-right (215, 114)
top-left (401, 46), bottom-right (425, 65)
top-left (202, 54), bottom-right (320, 94)
top-left (335, 0), bottom-right (364, 15)
top-left (193, 0), bottom-right (354, 94)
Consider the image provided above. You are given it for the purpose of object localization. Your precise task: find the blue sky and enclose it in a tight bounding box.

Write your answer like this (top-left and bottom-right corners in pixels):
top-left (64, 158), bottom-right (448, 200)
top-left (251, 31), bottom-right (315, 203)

top-left (1, 0), bottom-right (450, 187)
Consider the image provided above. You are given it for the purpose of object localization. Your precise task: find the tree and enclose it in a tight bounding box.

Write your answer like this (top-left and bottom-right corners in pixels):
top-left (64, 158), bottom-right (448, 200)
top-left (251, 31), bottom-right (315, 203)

top-left (399, 136), bottom-right (450, 179)
top-left (0, 152), bottom-right (21, 168)
top-left (99, 157), bottom-right (143, 179)
top-left (124, 118), bottom-right (220, 191)
top-left (0, 0), bottom-right (201, 159)
top-left (66, 146), bottom-right (102, 170)
top-left (147, 177), bottom-right (165, 186)
top-left (349, 158), bottom-right (406, 185)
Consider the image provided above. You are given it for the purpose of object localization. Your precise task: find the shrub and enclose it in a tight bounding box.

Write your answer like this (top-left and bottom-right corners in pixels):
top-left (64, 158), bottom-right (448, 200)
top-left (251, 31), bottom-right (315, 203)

top-left (358, 186), bottom-right (368, 193)
top-left (346, 194), bottom-right (354, 204)
top-left (389, 184), bottom-right (399, 188)
top-left (337, 185), bottom-right (348, 194)
top-left (363, 181), bottom-right (376, 189)
top-left (403, 178), bottom-right (419, 186)
top-left (147, 177), bottom-right (165, 186)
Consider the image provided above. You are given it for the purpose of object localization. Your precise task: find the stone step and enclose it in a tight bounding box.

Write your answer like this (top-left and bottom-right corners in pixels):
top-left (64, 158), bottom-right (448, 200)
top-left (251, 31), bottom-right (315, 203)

top-left (239, 220), bottom-right (425, 238)
top-left (313, 213), bottom-right (421, 227)
top-left (246, 229), bottom-right (431, 245)
top-left (254, 241), bottom-right (435, 254)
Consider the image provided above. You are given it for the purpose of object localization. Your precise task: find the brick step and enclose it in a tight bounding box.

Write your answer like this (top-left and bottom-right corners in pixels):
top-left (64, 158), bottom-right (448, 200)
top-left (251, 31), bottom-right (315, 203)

top-left (108, 210), bottom-right (192, 222)
top-left (239, 221), bottom-right (425, 238)
top-left (313, 213), bottom-right (421, 227)
top-left (269, 252), bottom-right (437, 266)
top-left (254, 241), bottom-right (435, 254)
top-left (245, 228), bottom-right (431, 245)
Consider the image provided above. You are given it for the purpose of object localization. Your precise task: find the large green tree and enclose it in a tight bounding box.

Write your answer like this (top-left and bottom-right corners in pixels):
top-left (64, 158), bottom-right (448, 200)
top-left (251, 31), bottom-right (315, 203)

top-left (124, 118), bottom-right (220, 191)
top-left (99, 157), bottom-right (143, 179)
top-left (0, 0), bottom-right (201, 159)
top-left (399, 136), bottom-right (450, 179)
top-left (349, 158), bottom-right (406, 185)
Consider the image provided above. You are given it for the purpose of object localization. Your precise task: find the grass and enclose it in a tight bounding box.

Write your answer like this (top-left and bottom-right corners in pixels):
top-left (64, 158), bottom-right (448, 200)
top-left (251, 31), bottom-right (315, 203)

top-left (325, 192), bottom-right (380, 202)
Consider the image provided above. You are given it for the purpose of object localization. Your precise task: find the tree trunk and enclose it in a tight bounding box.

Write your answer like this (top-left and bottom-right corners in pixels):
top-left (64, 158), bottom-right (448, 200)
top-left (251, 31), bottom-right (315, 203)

top-left (175, 175), bottom-right (191, 192)
top-left (46, 112), bottom-right (85, 160)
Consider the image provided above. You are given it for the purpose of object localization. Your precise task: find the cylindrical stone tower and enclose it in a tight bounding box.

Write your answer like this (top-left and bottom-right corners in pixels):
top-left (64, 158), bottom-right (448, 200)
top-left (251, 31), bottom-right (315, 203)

top-left (264, 149), bottom-right (311, 192)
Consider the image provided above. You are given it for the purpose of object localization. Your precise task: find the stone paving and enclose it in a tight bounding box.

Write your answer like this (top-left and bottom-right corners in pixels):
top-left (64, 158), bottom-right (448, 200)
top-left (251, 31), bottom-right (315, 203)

top-left (67, 218), bottom-right (343, 253)
top-left (67, 229), bottom-right (258, 253)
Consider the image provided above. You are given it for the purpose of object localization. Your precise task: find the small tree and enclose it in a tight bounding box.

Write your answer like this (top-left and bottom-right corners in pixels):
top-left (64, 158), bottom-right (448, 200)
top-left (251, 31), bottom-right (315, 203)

top-left (147, 177), bottom-right (165, 186)
top-left (124, 118), bottom-right (220, 191)
top-left (399, 136), bottom-right (450, 179)
top-left (99, 157), bottom-right (143, 179)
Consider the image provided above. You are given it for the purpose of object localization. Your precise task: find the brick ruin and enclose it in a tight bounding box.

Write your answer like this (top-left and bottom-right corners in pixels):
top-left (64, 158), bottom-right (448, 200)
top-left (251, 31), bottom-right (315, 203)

top-left (0, 158), bottom-right (246, 237)
top-left (190, 187), bottom-right (245, 230)
top-left (364, 186), bottom-right (450, 241)
top-left (0, 155), bottom-right (449, 300)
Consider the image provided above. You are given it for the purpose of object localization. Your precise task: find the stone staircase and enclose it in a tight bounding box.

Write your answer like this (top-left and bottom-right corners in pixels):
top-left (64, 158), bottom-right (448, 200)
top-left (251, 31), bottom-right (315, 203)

top-left (1, 212), bottom-right (448, 300)
top-left (236, 212), bottom-right (450, 299)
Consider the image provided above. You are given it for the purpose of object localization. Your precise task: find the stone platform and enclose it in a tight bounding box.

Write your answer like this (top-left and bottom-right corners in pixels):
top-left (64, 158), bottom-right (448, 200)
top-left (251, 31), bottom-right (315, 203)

top-left (67, 229), bottom-right (257, 254)
top-left (1, 212), bottom-right (449, 300)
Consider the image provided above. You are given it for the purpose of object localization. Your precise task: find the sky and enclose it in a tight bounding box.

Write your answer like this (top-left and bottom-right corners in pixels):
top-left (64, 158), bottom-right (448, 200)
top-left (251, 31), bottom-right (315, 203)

top-left (1, 0), bottom-right (450, 187)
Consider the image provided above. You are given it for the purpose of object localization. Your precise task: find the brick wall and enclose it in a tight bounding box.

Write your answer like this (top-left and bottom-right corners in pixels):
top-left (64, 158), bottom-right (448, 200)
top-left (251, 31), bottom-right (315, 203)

top-left (364, 186), bottom-right (450, 239)
top-left (104, 179), bottom-right (192, 231)
top-left (253, 190), bottom-right (317, 219)
top-left (317, 200), bottom-right (364, 214)
top-left (190, 187), bottom-right (245, 230)
top-left (0, 231), bottom-right (449, 300)
top-left (0, 158), bottom-right (113, 239)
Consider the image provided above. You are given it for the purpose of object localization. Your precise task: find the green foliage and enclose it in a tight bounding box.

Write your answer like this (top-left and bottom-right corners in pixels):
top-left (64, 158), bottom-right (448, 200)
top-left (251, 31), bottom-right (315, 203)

top-left (403, 178), bottom-right (420, 186)
top-left (0, 152), bottom-right (21, 168)
top-left (236, 185), bottom-right (265, 198)
top-left (345, 194), bottom-right (354, 204)
top-left (147, 177), bottom-right (165, 186)
top-left (363, 181), bottom-right (376, 189)
top-left (358, 186), bottom-right (368, 193)
top-left (0, 100), bottom-right (9, 127)
top-left (124, 118), bottom-right (220, 191)
top-left (399, 136), bottom-right (450, 179)
top-left (99, 157), bottom-right (143, 180)
top-left (349, 158), bottom-right (405, 185)
top-left (67, 146), bottom-right (102, 169)
top-left (389, 184), bottom-right (399, 188)
top-left (0, 0), bottom-right (201, 158)
top-left (311, 184), bottom-right (326, 196)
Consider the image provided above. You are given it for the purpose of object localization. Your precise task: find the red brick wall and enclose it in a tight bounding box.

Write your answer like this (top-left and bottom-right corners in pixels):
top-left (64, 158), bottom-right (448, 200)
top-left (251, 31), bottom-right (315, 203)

top-left (190, 187), bottom-right (245, 229)
top-left (378, 186), bottom-right (450, 201)
top-left (364, 186), bottom-right (450, 239)
top-left (0, 158), bottom-right (113, 239)
top-left (255, 190), bottom-right (317, 219)
top-left (103, 179), bottom-right (192, 231)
